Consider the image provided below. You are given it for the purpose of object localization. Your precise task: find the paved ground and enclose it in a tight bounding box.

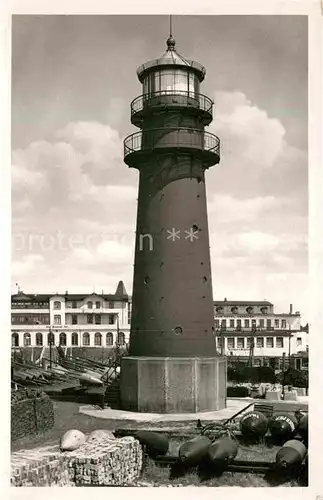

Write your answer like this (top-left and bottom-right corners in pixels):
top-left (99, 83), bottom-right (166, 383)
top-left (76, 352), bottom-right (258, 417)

top-left (79, 399), bottom-right (253, 421)
top-left (79, 396), bottom-right (309, 422)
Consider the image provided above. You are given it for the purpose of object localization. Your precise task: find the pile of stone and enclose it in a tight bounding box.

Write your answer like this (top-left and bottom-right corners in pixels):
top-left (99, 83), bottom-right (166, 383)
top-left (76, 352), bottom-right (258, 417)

top-left (66, 436), bottom-right (142, 486)
top-left (11, 445), bottom-right (73, 487)
top-left (11, 432), bottom-right (143, 487)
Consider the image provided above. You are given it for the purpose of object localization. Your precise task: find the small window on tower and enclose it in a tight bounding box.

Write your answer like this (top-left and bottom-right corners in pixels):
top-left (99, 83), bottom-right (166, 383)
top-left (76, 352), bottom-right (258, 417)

top-left (174, 326), bottom-right (183, 335)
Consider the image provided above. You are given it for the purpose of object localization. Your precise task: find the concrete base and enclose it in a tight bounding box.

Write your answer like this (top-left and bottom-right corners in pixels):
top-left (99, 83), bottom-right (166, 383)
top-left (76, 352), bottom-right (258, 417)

top-left (120, 356), bottom-right (227, 413)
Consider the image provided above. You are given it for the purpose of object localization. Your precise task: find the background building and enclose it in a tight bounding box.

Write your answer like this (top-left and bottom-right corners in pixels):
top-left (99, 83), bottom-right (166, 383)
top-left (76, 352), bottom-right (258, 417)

top-left (11, 281), bottom-right (131, 349)
top-left (213, 299), bottom-right (309, 370)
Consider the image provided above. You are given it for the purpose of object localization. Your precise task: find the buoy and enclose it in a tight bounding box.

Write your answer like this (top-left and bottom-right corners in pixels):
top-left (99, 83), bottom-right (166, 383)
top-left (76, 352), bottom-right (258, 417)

top-left (207, 436), bottom-right (238, 467)
top-left (275, 439), bottom-right (307, 469)
top-left (268, 412), bottom-right (298, 441)
top-left (298, 414), bottom-right (308, 441)
top-left (60, 429), bottom-right (87, 451)
top-left (87, 429), bottom-right (115, 442)
top-left (240, 411), bottom-right (268, 438)
top-left (179, 435), bottom-right (211, 467)
top-left (135, 430), bottom-right (169, 458)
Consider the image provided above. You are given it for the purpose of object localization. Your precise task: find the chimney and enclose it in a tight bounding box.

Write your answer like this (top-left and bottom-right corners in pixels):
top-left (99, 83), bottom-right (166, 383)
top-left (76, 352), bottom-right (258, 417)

top-left (224, 297), bottom-right (227, 302)
top-left (289, 303), bottom-right (293, 314)
top-left (65, 290), bottom-right (68, 296)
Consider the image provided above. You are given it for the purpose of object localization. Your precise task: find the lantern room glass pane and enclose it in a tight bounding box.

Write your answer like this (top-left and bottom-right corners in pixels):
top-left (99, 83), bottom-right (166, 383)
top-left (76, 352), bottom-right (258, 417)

top-left (143, 70), bottom-right (200, 96)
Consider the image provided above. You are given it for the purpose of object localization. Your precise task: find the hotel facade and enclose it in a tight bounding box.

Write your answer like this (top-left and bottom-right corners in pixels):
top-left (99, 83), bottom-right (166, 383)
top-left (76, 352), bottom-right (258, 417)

top-left (11, 281), bottom-right (131, 349)
top-left (213, 299), bottom-right (309, 370)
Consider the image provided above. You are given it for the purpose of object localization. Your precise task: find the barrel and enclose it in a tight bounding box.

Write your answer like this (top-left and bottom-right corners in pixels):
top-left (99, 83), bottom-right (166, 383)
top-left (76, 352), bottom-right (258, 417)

top-left (135, 430), bottom-right (169, 458)
top-left (240, 411), bottom-right (268, 438)
top-left (298, 414), bottom-right (308, 441)
top-left (268, 412), bottom-right (298, 441)
top-left (207, 436), bottom-right (238, 466)
top-left (275, 439), bottom-right (307, 469)
top-left (179, 435), bottom-right (211, 467)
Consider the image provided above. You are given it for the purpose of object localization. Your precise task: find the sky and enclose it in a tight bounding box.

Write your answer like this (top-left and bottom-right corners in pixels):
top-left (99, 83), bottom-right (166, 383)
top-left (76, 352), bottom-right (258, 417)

top-left (11, 15), bottom-right (308, 320)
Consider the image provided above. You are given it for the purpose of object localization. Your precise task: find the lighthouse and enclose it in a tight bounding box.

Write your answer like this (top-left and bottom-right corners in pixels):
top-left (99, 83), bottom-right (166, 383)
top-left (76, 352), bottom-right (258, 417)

top-left (120, 26), bottom-right (226, 413)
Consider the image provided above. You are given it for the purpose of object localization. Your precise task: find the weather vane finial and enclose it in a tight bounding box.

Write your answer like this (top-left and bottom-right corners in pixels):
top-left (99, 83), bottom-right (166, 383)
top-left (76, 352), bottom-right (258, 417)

top-left (166, 15), bottom-right (176, 50)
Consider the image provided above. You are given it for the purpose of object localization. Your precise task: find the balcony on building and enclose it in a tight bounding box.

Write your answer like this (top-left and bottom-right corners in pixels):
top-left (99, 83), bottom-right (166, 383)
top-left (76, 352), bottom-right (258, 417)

top-left (124, 127), bottom-right (220, 168)
top-left (131, 90), bottom-right (213, 127)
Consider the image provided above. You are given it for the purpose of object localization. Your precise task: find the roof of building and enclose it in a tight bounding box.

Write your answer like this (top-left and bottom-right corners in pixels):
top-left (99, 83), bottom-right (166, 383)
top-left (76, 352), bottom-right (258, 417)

top-left (11, 289), bottom-right (129, 302)
top-left (136, 36), bottom-right (206, 82)
top-left (115, 280), bottom-right (128, 297)
top-left (213, 300), bottom-right (273, 307)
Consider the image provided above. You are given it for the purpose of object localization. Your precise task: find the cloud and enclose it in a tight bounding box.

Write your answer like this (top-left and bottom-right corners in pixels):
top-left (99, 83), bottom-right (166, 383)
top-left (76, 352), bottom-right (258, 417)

top-left (208, 91), bottom-right (307, 202)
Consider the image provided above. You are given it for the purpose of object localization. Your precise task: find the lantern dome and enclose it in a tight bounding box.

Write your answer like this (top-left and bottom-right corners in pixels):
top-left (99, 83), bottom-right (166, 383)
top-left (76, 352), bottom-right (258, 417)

top-left (137, 36), bottom-right (206, 83)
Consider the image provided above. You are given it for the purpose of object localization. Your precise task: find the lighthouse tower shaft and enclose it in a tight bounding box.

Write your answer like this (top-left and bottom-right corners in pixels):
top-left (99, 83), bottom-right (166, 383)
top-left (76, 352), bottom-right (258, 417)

top-left (120, 35), bottom-right (226, 413)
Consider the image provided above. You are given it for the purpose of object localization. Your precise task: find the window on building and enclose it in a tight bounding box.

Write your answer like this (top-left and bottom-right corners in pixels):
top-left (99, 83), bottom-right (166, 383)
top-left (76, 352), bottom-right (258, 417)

top-left (117, 331), bottom-right (125, 345)
top-left (302, 358), bottom-right (308, 368)
top-left (54, 315), bottom-right (61, 325)
top-left (267, 319), bottom-right (272, 329)
top-left (108, 301), bottom-right (114, 309)
top-left (23, 332), bottom-right (31, 347)
top-left (221, 319), bottom-right (226, 330)
top-left (83, 332), bottom-right (90, 346)
top-left (246, 306), bottom-right (254, 314)
top-left (236, 319), bottom-right (242, 331)
top-left (252, 319), bottom-right (256, 327)
top-left (256, 337), bottom-right (264, 348)
top-left (72, 301), bottom-right (77, 308)
top-left (95, 301), bottom-right (101, 309)
top-left (106, 332), bottom-right (114, 346)
top-left (230, 319), bottom-right (235, 328)
top-left (214, 319), bottom-right (220, 328)
top-left (237, 337), bottom-right (245, 349)
top-left (282, 319), bottom-right (287, 328)
top-left (246, 337), bottom-right (252, 348)
top-left (259, 319), bottom-right (264, 328)
top-left (72, 314), bottom-right (78, 325)
top-left (12, 333), bottom-right (19, 347)
top-left (87, 301), bottom-right (93, 309)
top-left (54, 301), bottom-right (61, 310)
top-left (253, 358), bottom-right (261, 367)
top-left (35, 332), bottom-right (43, 346)
top-left (266, 337), bottom-right (274, 348)
top-left (87, 314), bottom-right (93, 324)
top-left (108, 314), bottom-right (115, 325)
top-left (275, 319), bottom-right (280, 328)
top-left (231, 306), bottom-right (238, 314)
top-left (94, 332), bottom-right (102, 346)
top-left (59, 332), bottom-right (66, 346)
top-left (95, 315), bottom-right (101, 325)
top-left (244, 319), bottom-right (250, 328)
top-left (72, 332), bottom-right (78, 346)
top-left (276, 337), bottom-right (284, 348)
top-left (216, 337), bottom-right (222, 349)
top-left (297, 337), bottom-right (302, 346)
top-left (47, 332), bottom-right (54, 346)
top-left (227, 337), bottom-right (235, 349)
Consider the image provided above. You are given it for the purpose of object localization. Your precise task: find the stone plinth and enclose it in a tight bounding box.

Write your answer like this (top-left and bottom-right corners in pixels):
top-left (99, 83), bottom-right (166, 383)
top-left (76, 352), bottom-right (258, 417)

top-left (120, 356), bottom-right (227, 413)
